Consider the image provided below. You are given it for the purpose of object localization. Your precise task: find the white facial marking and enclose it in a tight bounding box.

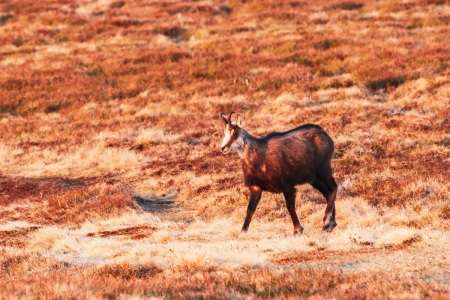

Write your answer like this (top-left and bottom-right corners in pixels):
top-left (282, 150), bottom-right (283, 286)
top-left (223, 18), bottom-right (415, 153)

top-left (220, 125), bottom-right (233, 151)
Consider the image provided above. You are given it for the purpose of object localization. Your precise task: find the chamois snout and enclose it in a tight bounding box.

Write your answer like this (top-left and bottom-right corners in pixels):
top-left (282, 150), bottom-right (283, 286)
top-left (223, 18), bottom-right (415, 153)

top-left (220, 145), bottom-right (230, 154)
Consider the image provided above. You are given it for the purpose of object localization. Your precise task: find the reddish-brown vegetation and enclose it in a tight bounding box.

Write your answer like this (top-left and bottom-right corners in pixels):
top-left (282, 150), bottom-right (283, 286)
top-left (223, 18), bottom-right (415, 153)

top-left (1, 0), bottom-right (449, 298)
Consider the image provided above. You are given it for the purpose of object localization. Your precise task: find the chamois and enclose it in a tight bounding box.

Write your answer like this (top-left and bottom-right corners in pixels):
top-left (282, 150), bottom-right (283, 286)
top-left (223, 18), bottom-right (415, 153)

top-left (219, 112), bottom-right (337, 234)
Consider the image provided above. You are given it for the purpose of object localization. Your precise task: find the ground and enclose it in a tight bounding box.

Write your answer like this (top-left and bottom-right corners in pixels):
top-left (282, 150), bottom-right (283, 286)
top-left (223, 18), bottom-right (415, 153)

top-left (0, 0), bottom-right (449, 299)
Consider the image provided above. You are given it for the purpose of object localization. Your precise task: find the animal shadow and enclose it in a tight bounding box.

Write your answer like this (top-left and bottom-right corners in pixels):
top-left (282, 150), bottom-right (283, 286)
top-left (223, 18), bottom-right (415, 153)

top-left (132, 192), bottom-right (178, 213)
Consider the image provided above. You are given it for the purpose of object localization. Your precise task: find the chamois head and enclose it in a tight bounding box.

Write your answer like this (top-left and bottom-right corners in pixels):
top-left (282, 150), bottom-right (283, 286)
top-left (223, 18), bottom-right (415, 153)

top-left (219, 112), bottom-right (245, 154)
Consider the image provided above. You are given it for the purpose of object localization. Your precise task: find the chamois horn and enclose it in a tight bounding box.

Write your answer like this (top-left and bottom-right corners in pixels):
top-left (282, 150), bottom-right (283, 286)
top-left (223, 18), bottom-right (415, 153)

top-left (228, 111), bottom-right (236, 124)
top-left (219, 112), bottom-right (228, 124)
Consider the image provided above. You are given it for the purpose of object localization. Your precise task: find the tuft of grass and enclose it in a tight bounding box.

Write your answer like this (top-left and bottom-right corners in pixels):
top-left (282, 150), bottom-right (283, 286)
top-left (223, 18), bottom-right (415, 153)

top-left (98, 262), bottom-right (163, 279)
top-left (330, 2), bottom-right (364, 11)
top-left (366, 76), bottom-right (406, 91)
top-left (153, 26), bottom-right (190, 43)
top-left (440, 205), bottom-right (450, 220)
top-left (45, 183), bottom-right (135, 225)
top-left (284, 54), bottom-right (314, 67)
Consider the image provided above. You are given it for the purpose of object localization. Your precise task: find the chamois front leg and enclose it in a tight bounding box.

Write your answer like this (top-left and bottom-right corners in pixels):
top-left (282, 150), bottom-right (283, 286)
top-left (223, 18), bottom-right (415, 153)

top-left (241, 186), bottom-right (262, 233)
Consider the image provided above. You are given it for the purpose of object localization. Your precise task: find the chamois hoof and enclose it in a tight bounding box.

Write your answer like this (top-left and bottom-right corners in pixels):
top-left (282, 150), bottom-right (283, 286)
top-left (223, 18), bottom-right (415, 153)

top-left (293, 227), bottom-right (304, 235)
top-left (322, 222), bottom-right (337, 232)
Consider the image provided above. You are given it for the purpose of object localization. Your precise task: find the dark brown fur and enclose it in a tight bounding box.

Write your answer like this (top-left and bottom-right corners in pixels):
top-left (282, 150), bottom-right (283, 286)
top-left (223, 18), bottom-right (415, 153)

top-left (220, 113), bottom-right (337, 234)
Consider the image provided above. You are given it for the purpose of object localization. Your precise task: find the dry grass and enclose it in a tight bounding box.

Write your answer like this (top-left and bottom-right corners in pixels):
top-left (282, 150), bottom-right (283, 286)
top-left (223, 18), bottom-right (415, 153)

top-left (1, 0), bottom-right (450, 298)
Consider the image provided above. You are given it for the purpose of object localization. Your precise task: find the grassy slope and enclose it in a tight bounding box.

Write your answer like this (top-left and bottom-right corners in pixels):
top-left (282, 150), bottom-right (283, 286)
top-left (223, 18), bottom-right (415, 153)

top-left (0, 0), bottom-right (449, 298)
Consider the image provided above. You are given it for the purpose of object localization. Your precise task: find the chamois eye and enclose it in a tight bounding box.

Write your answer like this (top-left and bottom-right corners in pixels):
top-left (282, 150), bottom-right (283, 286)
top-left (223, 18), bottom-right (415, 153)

top-left (233, 131), bottom-right (238, 136)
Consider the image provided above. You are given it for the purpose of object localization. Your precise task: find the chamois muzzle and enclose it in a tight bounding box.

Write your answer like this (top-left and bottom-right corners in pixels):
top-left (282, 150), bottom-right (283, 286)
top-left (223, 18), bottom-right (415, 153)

top-left (221, 145), bottom-right (231, 154)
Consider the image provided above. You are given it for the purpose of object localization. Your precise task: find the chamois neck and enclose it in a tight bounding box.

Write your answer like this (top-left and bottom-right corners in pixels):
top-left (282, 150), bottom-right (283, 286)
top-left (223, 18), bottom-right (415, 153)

top-left (239, 129), bottom-right (262, 159)
top-left (241, 129), bottom-right (258, 143)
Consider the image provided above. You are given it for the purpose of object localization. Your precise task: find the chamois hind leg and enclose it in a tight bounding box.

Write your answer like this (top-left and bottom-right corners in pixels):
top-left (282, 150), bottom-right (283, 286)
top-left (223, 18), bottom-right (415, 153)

top-left (283, 186), bottom-right (303, 235)
top-left (312, 173), bottom-right (337, 232)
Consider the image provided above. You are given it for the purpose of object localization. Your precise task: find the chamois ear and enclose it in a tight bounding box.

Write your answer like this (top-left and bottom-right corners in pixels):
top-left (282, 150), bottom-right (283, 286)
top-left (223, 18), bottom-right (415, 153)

top-left (236, 113), bottom-right (245, 128)
top-left (219, 112), bottom-right (228, 124)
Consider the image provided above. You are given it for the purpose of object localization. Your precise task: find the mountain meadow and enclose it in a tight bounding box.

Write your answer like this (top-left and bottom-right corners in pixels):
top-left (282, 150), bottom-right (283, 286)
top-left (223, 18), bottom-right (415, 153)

top-left (1, 0), bottom-right (449, 298)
